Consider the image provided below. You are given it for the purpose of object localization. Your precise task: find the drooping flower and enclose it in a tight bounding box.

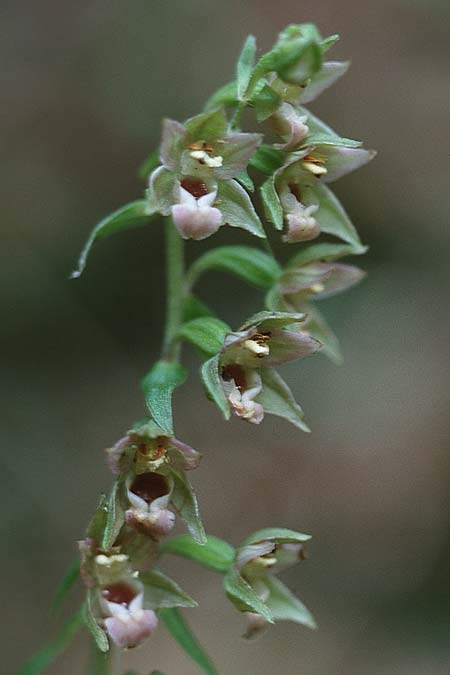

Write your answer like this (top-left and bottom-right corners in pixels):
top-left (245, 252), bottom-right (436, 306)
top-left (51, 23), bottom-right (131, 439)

top-left (202, 312), bottom-right (321, 429)
top-left (146, 108), bottom-right (264, 240)
top-left (262, 104), bottom-right (375, 243)
top-left (224, 528), bottom-right (316, 639)
top-left (106, 421), bottom-right (205, 543)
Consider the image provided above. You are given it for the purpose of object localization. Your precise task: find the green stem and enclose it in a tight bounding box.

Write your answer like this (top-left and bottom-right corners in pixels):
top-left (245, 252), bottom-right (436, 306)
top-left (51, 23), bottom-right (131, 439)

top-left (162, 217), bottom-right (185, 361)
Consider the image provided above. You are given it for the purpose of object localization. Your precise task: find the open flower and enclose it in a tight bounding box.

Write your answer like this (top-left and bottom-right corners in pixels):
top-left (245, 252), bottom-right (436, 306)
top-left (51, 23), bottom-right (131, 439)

top-left (106, 420), bottom-right (206, 544)
top-left (265, 131), bottom-right (375, 243)
top-left (99, 579), bottom-right (158, 650)
top-left (146, 108), bottom-right (264, 240)
top-left (201, 312), bottom-right (321, 429)
top-left (224, 528), bottom-right (316, 639)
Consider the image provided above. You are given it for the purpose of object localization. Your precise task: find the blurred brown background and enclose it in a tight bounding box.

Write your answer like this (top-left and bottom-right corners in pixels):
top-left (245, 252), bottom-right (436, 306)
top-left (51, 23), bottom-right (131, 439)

top-left (2, 1), bottom-right (450, 674)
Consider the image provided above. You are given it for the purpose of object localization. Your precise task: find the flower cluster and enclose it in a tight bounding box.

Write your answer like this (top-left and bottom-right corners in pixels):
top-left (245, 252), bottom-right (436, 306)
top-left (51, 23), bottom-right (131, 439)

top-left (34, 22), bottom-right (375, 675)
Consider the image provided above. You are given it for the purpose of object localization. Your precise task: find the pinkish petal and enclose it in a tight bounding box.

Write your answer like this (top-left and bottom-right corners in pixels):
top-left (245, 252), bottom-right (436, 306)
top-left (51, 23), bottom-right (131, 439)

top-left (105, 608), bottom-right (158, 649)
top-left (160, 118), bottom-right (187, 170)
top-left (264, 329), bottom-right (321, 366)
top-left (170, 437), bottom-right (202, 470)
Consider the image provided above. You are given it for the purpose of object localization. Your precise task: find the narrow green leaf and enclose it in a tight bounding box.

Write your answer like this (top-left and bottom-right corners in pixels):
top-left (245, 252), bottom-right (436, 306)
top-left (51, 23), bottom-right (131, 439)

top-left (84, 591), bottom-right (109, 653)
top-left (17, 611), bottom-right (83, 675)
top-left (71, 201), bottom-right (154, 278)
top-left (236, 35), bottom-right (256, 100)
top-left (171, 469), bottom-right (206, 545)
top-left (182, 295), bottom-right (215, 323)
top-left (217, 179), bottom-right (265, 238)
top-left (101, 478), bottom-right (126, 550)
top-left (142, 360), bottom-right (187, 435)
top-left (187, 245), bottom-right (280, 290)
top-left (249, 145), bottom-right (285, 175)
top-left (303, 183), bottom-right (362, 247)
top-left (257, 368), bottom-right (310, 432)
top-left (160, 534), bottom-right (236, 574)
top-left (265, 575), bottom-right (317, 629)
top-left (52, 558), bottom-right (80, 614)
top-left (138, 148), bottom-right (160, 180)
top-left (243, 527), bottom-right (311, 546)
top-left (223, 569), bottom-right (274, 622)
top-left (200, 355), bottom-right (230, 420)
top-left (179, 318), bottom-right (230, 357)
top-left (260, 177), bottom-right (283, 230)
top-left (141, 569), bottom-right (197, 609)
top-left (204, 81), bottom-right (238, 111)
top-left (160, 607), bottom-right (218, 675)
top-left (287, 241), bottom-right (367, 268)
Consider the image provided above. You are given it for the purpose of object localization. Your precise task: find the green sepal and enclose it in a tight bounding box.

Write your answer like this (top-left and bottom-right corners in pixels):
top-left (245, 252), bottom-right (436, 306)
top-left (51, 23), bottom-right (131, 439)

top-left (159, 608), bottom-right (219, 675)
top-left (287, 241), bottom-right (367, 268)
top-left (223, 568), bottom-right (274, 623)
top-left (303, 303), bottom-right (343, 365)
top-left (299, 106), bottom-right (339, 137)
top-left (84, 590), bottom-right (109, 653)
top-left (320, 34), bottom-right (340, 52)
top-left (257, 368), bottom-right (310, 432)
top-left (243, 527), bottom-right (311, 546)
top-left (141, 569), bottom-right (197, 609)
top-left (52, 558), bottom-right (80, 614)
top-left (238, 310), bottom-right (306, 332)
top-left (71, 200), bottom-right (154, 278)
top-left (142, 360), bottom-right (187, 435)
top-left (303, 183), bottom-right (362, 247)
top-left (171, 468), bottom-right (206, 545)
top-left (200, 355), bottom-right (230, 420)
top-left (86, 494), bottom-right (108, 542)
top-left (204, 81), bottom-right (238, 111)
top-left (304, 133), bottom-right (362, 148)
top-left (138, 148), bottom-right (160, 180)
top-left (160, 534), bottom-right (236, 574)
top-left (184, 109), bottom-right (228, 142)
top-left (179, 317), bottom-right (231, 357)
top-left (251, 84), bottom-right (281, 122)
top-left (217, 179), bottom-right (265, 238)
top-left (187, 245), bottom-right (280, 290)
top-left (264, 574), bottom-right (317, 629)
top-left (260, 176), bottom-right (283, 230)
top-left (236, 35), bottom-right (256, 100)
top-left (249, 145), bottom-right (285, 175)
top-left (235, 170), bottom-right (254, 192)
top-left (16, 611), bottom-right (83, 675)
top-left (101, 478), bottom-right (126, 550)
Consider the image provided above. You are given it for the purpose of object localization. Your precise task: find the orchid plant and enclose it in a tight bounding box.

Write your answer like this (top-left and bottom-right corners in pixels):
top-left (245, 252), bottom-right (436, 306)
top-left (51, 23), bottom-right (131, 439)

top-left (20, 24), bottom-right (374, 675)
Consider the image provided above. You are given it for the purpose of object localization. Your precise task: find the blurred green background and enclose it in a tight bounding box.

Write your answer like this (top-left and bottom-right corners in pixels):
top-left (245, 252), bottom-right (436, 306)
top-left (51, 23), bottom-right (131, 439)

top-left (2, 1), bottom-right (450, 674)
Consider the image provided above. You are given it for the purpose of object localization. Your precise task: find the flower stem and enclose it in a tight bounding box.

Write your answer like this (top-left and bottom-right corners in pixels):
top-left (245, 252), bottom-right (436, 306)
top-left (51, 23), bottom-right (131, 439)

top-left (162, 217), bottom-right (184, 361)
